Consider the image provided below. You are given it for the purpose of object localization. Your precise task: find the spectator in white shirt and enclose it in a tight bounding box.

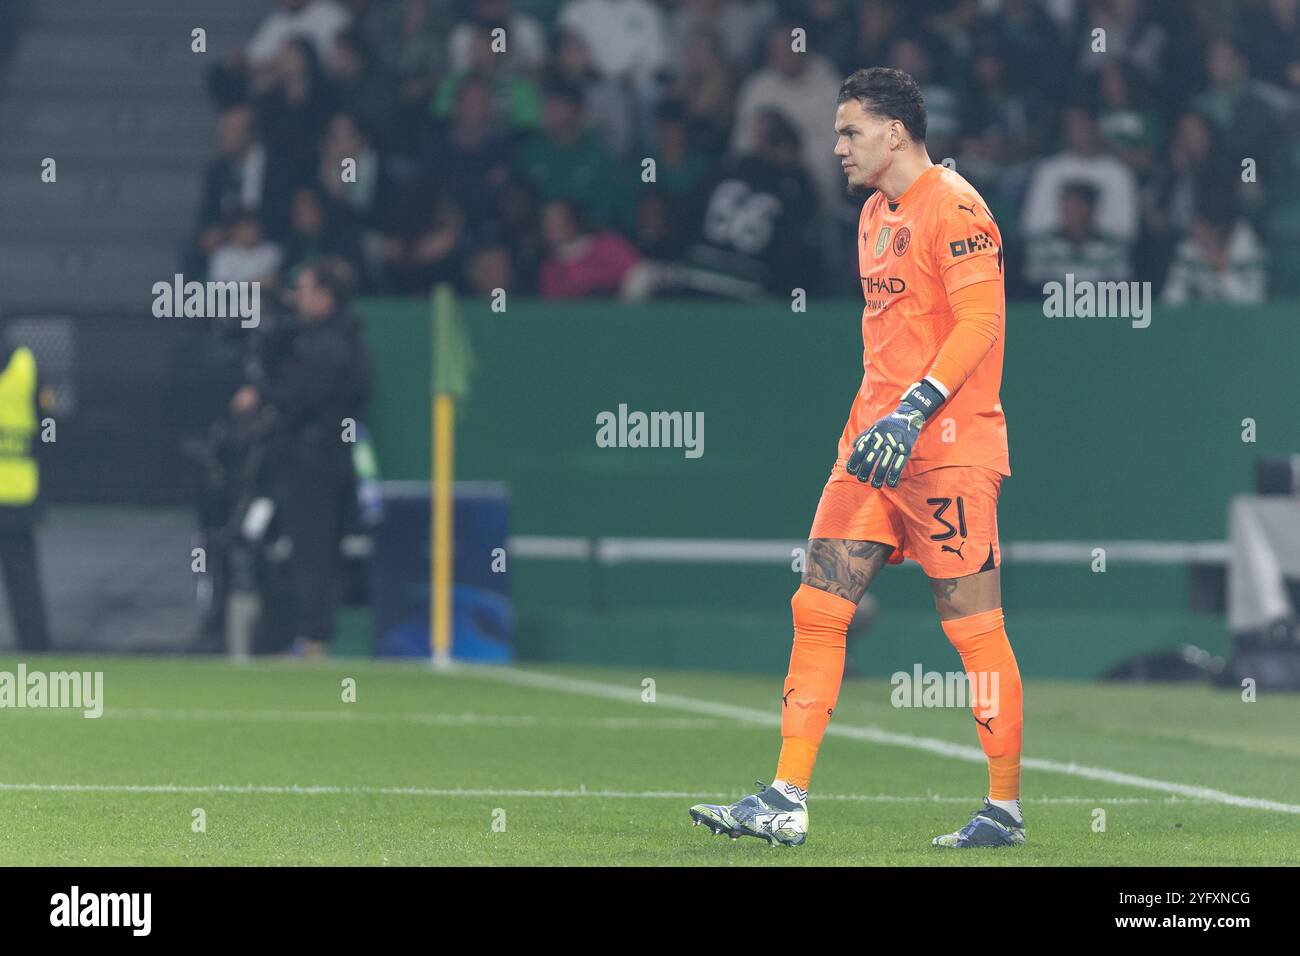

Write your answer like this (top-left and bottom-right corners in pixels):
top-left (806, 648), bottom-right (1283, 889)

top-left (1024, 181), bottom-right (1133, 287)
top-left (730, 20), bottom-right (842, 211)
top-left (557, 0), bottom-right (670, 137)
top-left (246, 0), bottom-right (352, 68)
top-left (666, 0), bottom-right (774, 77)
top-left (1021, 104), bottom-right (1139, 243)
top-left (448, 0), bottom-right (547, 75)
top-left (1162, 207), bottom-right (1267, 304)
top-left (209, 211), bottom-right (285, 285)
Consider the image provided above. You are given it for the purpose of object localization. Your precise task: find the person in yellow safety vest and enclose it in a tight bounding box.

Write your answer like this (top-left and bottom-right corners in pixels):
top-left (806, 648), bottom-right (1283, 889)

top-left (0, 341), bottom-right (50, 651)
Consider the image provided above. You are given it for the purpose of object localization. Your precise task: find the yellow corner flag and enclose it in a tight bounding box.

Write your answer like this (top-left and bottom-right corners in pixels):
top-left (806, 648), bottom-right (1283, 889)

top-left (430, 284), bottom-right (474, 669)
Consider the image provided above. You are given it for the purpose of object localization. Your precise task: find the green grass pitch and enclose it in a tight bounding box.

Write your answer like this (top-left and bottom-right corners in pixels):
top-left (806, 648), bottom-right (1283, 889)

top-left (1, 655), bottom-right (1296, 865)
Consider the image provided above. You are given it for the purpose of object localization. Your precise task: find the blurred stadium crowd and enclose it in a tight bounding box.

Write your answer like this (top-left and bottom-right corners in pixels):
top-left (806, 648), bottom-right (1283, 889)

top-left (189, 0), bottom-right (1300, 302)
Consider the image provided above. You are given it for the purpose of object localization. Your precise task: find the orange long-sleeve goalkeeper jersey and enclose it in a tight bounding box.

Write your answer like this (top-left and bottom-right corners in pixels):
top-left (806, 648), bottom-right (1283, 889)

top-left (838, 163), bottom-right (1010, 477)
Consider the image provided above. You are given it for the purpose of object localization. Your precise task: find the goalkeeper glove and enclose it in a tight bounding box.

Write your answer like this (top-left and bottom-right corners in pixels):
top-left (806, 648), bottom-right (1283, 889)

top-left (845, 378), bottom-right (946, 488)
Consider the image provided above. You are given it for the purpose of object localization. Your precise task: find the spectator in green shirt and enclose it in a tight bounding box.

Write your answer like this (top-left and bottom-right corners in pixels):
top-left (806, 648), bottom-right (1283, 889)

top-left (515, 78), bottom-right (627, 231)
top-left (431, 23), bottom-right (542, 131)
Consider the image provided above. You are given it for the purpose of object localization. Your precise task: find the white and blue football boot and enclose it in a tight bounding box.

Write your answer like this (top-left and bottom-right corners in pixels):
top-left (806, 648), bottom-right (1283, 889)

top-left (689, 781), bottom-right (808, 847)
top-left (932, 798), bottom-right (1025, 848)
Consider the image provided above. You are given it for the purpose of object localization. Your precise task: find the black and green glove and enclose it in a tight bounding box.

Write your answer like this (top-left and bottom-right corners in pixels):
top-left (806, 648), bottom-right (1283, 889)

top-left (845, 378), bottom-right (946, 488)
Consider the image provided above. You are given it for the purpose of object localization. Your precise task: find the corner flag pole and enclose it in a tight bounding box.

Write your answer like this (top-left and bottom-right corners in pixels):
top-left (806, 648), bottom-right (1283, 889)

top-left (430, 284), bottom-right (456, 669)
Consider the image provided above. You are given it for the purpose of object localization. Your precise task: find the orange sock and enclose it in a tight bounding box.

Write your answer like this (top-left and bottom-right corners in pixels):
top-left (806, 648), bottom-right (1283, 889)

top-left (774, 584), bottom-right (857, 792)
top-left (940, 607), bottom-right (1022, 801)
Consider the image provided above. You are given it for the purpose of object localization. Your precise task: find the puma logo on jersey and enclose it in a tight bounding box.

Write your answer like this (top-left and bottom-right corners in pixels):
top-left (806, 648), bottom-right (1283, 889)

top-left (941, 541), bottom-right (966, 559)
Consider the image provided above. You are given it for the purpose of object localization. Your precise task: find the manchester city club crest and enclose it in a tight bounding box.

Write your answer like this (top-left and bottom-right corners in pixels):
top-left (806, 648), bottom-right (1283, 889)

top-left (893, 226), bottom-right (911, 256)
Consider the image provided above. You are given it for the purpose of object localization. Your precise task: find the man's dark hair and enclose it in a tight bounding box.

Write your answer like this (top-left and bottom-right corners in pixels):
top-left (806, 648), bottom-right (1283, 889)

top-left (545, 197), bottom-right (590, 234)
top-left (1062, 181), bottom-right (1099, 208)
top-left (330, 108), bottom-right (374, 144)
top-left (1062, 99), bottom-right (1098, 121)
top-left (758, 108), bottom-right (801, 152)
top-left (837, 67), bottom-right (927, 144)
top-left (334, 26), bottom-right (372, 64)
top-left (540, 73), bottom-right (583, 110)
top-left (302, 256), bottom-right (357, 306)
top-left (222, 101), bottom-right (260, 135)
top-left (655, 98), bottom-right (687, 125)
top-left (222, 206), bottom-right (262, 228)
top-left (1196, 187), bottom-right (1239, 233)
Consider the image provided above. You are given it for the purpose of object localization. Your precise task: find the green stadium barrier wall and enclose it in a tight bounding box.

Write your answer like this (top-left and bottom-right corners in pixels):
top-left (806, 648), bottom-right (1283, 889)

top-left (357, 297), bottom-right (1300, 678)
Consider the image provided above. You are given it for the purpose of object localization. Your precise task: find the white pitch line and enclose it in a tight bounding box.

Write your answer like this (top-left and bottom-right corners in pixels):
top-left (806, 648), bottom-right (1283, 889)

top-left (456, 665), bottom-right (1300, 816)
top-left (0, 782), bottom-right (1201, 804)
top-left (15, 707), bottom-right (741, 731)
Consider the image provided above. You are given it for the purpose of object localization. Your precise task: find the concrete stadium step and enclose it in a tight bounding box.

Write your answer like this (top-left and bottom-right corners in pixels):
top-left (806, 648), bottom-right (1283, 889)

top-left (7, 71), bottom-right (209, 96)
top-left (0, 136), bottom-right (211, 166)
top-left (17, 86), bottom-right (228, 108)
top-left (30, 0), bottom-right (262, 16)
top-left (0, 508), bottom-right (199, 653)
top-left (28, 0), bottom-right (264, 31)
top-left (0, 169), bottom-right (201, 218)
top-left (24, 13), bottom-right (260, 36)
top-left (0, 0), bottom-right (269, 307)
top-left (0, 241), bottom-right (181, 307)
top-left (0, 100), bottom-right (212, 137)
top-left (12, 28), bottom-right (256, 71)
top-left (3, 186), bottom-right (201, 241)
top-left (7, 42), bottom-right (211, 93)
top-left (8, 211), bottom-right (195, 243)
top-left (0, 148), bottom-right (219, 175)
top-left (0, 100), bottom-right (213, 161)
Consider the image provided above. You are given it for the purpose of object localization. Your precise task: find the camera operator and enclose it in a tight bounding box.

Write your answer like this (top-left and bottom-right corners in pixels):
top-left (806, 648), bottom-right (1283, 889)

top-left (229, 256), bottom-right (371, 658)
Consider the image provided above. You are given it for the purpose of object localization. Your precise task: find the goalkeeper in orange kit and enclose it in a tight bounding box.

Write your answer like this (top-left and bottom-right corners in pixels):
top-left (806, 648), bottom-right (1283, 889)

top-left (690, 68), bottom-right (1023, 849)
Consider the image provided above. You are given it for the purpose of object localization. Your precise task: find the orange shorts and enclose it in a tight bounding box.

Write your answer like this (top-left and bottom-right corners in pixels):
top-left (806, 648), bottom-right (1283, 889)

top-left (808, 463), bottom-right (1003, 579)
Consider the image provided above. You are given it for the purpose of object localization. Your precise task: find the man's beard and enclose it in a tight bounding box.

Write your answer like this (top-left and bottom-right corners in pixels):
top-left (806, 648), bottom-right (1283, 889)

top-left (846, 178), bottom-right (870, 197)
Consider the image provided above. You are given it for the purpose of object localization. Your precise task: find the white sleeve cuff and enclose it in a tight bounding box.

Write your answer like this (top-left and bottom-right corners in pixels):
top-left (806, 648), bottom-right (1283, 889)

top-left (923, 375), bottom-right (950, 400)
